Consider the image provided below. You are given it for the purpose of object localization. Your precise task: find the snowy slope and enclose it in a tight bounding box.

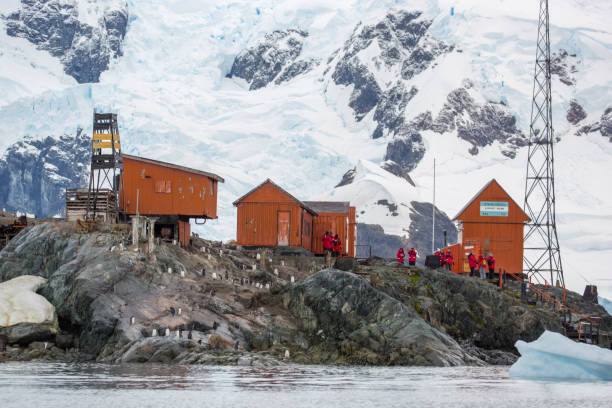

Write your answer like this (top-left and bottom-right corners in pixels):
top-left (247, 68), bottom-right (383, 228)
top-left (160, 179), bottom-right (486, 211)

top-left (0, 0), bottom-right (611, 297)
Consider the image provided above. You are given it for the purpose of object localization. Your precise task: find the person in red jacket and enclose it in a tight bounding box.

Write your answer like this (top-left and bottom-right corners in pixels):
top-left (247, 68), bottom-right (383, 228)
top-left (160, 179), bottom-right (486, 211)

top-left (407, 247), bottom-right (417, 266)
top-left (322, 232), bottom-right (331, 253)
top-left (435, 249), bottom-right (445, 268)
top-left (467, 252), bottom-right (478, 277)
top-left (445, 251), bottom-right (453, 271)
top-left (333, 234), bottom-right (342, 257)
top-left (396, 248), bottom-right (405, 264)
top-left (486, 253), bottom-right (496, 279)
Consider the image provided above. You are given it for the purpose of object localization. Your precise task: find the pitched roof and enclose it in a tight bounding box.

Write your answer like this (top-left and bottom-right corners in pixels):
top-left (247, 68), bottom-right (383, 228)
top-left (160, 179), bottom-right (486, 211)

top-left (123, 154), bottom-right (224, 182)
top-left (303, 201), bottom-right (350, 214)
top-left (232, 179), bottom-right (317, 215)
top-left (453, 178), bottom-right (529, 221)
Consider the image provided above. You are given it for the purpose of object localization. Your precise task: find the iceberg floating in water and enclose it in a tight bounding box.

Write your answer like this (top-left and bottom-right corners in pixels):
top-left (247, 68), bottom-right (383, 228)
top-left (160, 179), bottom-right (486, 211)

top-left (510, 331), bottom-right (612, 381)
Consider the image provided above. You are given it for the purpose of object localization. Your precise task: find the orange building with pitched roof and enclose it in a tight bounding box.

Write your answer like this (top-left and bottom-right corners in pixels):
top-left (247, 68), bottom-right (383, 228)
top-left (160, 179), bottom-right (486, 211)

top-left (444, 179), bottom-right (530, 276)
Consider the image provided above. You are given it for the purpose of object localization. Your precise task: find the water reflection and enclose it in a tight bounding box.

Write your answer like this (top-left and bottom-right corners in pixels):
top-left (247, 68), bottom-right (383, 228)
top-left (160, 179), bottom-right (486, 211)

top-left (0, 363), bottom-right (610, 408)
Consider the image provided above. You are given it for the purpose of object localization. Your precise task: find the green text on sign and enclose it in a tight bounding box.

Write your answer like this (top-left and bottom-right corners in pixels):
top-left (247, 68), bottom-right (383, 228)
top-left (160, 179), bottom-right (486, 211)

top-left (480, 201), bottom-right (508, 217)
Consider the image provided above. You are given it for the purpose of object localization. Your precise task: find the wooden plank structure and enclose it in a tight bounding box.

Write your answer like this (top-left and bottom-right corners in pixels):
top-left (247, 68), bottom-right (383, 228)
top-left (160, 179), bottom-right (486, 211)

top-left (445, 179), bottom-right (530, 276)
top-left (233, 179), bottom-right (356, 256)
top-left (304, 201), bottom-right (357, 257)
top-left (118, 154), bottom-right (224, 247)
top-left (66, 188), bottom-right (117, 222)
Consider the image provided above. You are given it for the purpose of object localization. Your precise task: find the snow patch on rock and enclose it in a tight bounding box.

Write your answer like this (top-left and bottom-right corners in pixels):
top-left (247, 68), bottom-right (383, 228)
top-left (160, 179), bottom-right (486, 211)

top-left (0, 275), bottom-right (56, 327)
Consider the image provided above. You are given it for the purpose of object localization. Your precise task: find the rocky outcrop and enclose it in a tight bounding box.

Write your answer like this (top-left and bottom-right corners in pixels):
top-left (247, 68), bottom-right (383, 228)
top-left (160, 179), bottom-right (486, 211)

top-left (577, 106), bottom-right (612, 142)
top-left (551, 49), bottom-right (578, 86)
top-left (380, 161), bottom-right (415, 186)
top-left (227, 29), bottom-right (317, 90)
top-left (567, 100), bottom-right (587, 124)
top-left (4, 0), bottom-right (129, 83)
top-left (2, 222), bottom-right (608, 365)
top-left (432, 81), bottom-right (527, 158)
top-left (0, 130), bottom-right (90, 218)
top-left (408, 201), bottom-right (458, 253)
top-left (286, 269), bottom-right (479, 366)
top-left (384, 127), bottom-right (425, 172)
top-left (329, 10), bottom-right (452, 129)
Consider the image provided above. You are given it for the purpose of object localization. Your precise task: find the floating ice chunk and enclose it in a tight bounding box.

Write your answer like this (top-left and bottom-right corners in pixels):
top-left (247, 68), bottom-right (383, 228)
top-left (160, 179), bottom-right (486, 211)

top-left (509, 331), bottom-right (612, 381)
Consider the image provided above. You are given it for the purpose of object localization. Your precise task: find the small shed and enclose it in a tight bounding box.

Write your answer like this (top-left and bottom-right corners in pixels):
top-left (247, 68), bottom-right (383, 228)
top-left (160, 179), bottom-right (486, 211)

top-left (304, 201), bottom-right (357, 257)
top-left (233, 179), bottom-right (317, 250)
top-left (451, 179), bottom-right (530, 276)
top-left (119, 154), bottom-right (224, 246)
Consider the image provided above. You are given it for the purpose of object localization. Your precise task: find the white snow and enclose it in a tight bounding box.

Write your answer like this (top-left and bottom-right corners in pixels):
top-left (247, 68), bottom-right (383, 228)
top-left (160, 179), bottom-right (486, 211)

top-left (0, 0), bottom-right (611, 298)
top-left (0, 275), bottom-right (56, 327)
top-left (510, 330), bottom-right (612, 381)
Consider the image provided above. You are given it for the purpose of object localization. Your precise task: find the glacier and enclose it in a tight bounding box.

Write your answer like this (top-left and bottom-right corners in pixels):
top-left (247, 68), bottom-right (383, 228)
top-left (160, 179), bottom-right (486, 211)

top-left (509, 331), bottom-right (612, 381)
top-left (0, 0), bottom-right (611, 298)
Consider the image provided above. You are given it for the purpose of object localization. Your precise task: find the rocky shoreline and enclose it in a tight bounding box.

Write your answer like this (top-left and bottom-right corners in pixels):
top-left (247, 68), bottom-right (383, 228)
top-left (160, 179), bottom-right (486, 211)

top-left (1, 222), bottom-right (610, 366)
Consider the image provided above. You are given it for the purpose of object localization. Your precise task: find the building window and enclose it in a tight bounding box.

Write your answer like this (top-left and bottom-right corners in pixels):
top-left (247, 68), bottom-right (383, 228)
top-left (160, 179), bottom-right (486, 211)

top-left (155, 180), bottom-right (171, 193)
top-left (211, 180), bottom-right (215, 196)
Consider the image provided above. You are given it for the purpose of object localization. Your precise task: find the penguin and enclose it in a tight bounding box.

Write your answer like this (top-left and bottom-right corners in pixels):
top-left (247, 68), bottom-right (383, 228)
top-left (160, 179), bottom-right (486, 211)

top-left (188, 331), bottom-right (193, 340)
top-left (178, 307), bottom-right (182, 316)
top-left (165, 328), bottom-right (170, 337)
top-left (234, 340), bottom-right (239, 351)
top-left (212, 321), bottom-right (218, 330)
top-left (197, 339), bottom-right (202, 345)
top-left (152, 329), bottom-right (158, 337)
top-left (170, 307), bottom-right (175, 316)
top-left (130, 316), bottom-right (135, 326)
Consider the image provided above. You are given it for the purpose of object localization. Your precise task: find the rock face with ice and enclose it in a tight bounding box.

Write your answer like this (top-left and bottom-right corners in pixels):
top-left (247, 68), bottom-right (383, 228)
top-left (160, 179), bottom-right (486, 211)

top-left (0, 129), bottom-right (90, 217)
top-left (0, 275), bottom-right (58, 345)
top-left (510, 331), bottom-right (612, 381)
top-left (4, 0), bottom-right (128, 83)
top-left (227, 29), bottom-right (317, 90)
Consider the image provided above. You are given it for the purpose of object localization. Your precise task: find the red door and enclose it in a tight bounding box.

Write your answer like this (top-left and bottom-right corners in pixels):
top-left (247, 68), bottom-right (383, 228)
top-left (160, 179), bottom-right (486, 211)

top-left (277, 211), bottom-right (290, 246)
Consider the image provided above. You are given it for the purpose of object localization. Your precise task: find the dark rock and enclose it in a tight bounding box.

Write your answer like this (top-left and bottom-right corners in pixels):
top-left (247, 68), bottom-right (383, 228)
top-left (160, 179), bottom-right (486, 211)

top-left (0, 129), bottom-right (90, 218)
top-left (566, 100), bottom-right (587, 124)
top-left (408, 201), bottom-right (458, 254)
top-left (356, 224), bottom-right (407, 259)
top-left (551, 49), bottom-right (578, 86)
top-left (55, 333), bottom-right (74, 349)
top-left (600, 107), bottom-right (612, 139)
top-left (380, 160), bottom-right (416, 186)
top-left (287, 269), bottom-right (479, 366)
top-left (334, 258), bottom-right (356, 271)
top-left (372, 83), bottom-right (418, 139)
top-left (275, 59), bottom-right (318, 85)
top-left (432, 85), bottom-right (527, 156)
top-left (0, 322), bottom-right (57, 345)
top-left (5, 0), bottom-right (128, 83)
top-left (383, 127), bottom-right (425, 172)
top-left (335, 167), bottom-right (356, 188)
top-left (376, 199), bottom-right (399, 216)
top-left (332, 59), bottom-right (382, 121)
top-left (228, 29), bottom-right (315, 90)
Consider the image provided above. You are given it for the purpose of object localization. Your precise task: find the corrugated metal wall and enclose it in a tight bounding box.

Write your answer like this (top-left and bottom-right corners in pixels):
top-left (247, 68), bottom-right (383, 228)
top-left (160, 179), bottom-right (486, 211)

top-left (121, 157), bottom-right (218, 218)
top-left (312, 213), bottom-right (349, 256)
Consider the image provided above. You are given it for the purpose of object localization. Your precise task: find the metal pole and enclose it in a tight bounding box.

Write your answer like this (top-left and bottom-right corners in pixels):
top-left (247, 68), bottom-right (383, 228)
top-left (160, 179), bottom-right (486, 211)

top-left (432, 158), bottom-right (436, 253)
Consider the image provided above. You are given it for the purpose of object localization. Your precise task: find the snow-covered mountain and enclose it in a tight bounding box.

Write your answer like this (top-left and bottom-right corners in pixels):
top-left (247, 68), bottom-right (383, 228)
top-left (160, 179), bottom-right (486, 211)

top-left (0, 0), bottom-right (611, 297)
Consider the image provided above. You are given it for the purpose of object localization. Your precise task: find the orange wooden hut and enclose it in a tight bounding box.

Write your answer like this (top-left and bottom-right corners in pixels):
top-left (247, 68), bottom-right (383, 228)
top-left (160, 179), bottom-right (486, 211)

top-left (119, 154), bottom-right (224, 246)
top-left (233, 179), bottom-right (356, 256)
top-left (444, 179), bottom-right (530, 276)
top-left (304, 201), bottom-right (356, 257)
top-left (233, 179), bottom-right (317, 251)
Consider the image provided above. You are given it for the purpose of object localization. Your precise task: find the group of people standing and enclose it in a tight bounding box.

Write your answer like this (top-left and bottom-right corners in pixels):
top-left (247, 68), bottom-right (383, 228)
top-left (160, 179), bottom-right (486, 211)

top-left (322, 232), bottom-right (342, 257)
top-left (467, 252), bottom-right (496, 279)
top-left (396, 247), bottom-right (418, 266)
top-left (433, 249), bottom-right (454, 271)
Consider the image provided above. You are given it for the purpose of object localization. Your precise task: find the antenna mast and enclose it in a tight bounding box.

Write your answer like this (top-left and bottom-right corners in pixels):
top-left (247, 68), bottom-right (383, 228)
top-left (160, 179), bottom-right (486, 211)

top-left (523, 0), bottom-right (564, 287)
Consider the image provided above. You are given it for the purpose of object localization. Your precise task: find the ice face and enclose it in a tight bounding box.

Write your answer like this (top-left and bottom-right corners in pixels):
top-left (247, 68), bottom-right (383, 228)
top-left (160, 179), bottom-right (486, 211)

top-left (0, 275), bottom-right (56, 327)
top-left (509, 330), bottom-right (612, 381)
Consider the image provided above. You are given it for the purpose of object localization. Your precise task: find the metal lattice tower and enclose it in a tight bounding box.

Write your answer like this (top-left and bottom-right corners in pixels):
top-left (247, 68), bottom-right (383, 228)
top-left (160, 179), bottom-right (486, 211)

top-left (86, 111), bottom-right (123, 221)
top-left (523, 0), bottom-right (564, 287)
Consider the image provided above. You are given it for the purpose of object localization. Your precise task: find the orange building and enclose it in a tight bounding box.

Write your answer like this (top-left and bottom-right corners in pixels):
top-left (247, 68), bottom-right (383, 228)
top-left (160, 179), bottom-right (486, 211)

top-left (119, 154), bottom-right (224, 246)
top-left (304, 201), bottom-right (356, 257)
top-left (445, 179), bottom-right (530, 276)
top-left (233, 179), bottom-right (356, 256)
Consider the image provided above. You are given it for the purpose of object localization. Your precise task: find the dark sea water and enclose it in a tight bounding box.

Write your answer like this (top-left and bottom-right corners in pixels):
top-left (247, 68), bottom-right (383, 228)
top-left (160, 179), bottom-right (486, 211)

top-left (0, 363), bottom-right (610, 408)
